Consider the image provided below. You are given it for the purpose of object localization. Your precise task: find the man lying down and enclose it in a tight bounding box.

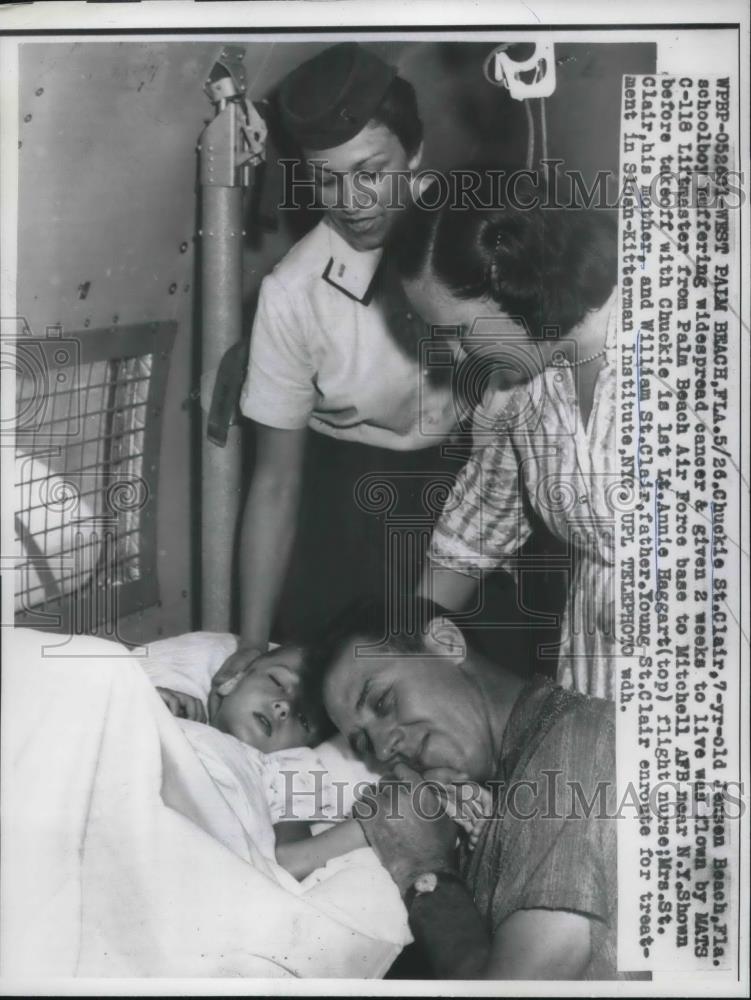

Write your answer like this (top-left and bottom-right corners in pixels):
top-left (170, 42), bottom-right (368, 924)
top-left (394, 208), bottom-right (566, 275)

top-left (142, 633), bottom-right (490, 883)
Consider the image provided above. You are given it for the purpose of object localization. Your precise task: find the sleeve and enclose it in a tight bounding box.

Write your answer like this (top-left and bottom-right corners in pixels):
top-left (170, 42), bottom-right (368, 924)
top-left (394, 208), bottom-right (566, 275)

top-left (488, 709), bottom-right (616, 933)
top-left (262, 747), bottom-right (346, 825)
top-left (430, 414), bottom-right (533, 574)
top-left (239, 272), bottom-right (317, 429)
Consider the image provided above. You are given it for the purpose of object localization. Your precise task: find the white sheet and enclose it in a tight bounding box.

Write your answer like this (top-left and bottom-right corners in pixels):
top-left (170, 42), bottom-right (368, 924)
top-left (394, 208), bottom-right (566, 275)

top-left (0, 629), bottom-right (410, 979)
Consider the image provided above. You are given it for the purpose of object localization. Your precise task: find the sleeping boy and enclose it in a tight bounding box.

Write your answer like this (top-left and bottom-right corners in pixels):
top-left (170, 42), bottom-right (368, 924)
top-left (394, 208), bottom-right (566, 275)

top-left (147, 634), bottom-right (491, 883)
top-left (156, 643), bottom-right (327, 752)
top-left (148, 638), bottom-right (377, 880)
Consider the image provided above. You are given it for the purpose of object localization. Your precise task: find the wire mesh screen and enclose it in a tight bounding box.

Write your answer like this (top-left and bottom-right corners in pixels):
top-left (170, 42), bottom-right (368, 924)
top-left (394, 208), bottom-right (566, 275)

top-left (13, 323), bottom-right (176, 633)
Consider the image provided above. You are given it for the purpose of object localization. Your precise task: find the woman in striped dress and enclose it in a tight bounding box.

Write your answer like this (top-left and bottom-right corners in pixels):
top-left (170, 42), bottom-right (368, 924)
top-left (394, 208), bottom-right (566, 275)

top-left (391, 174), bottom-right (621, 698)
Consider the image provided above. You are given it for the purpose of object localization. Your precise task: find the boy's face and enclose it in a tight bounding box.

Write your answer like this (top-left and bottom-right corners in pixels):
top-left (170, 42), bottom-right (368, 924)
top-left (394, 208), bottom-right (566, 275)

top-left (211, 646), bottom-right (326, 753)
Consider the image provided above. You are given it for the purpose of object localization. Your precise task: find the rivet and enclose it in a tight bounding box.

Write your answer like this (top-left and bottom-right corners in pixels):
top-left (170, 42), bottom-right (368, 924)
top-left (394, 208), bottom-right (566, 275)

top-left (35, 86), bottom-right (44, 96)
top-left (179, 241), bottom-right (189, 253)
top-left (168, 282), bottom-right (177, 294)
top-left (23, 113), bottom-right (32, 123)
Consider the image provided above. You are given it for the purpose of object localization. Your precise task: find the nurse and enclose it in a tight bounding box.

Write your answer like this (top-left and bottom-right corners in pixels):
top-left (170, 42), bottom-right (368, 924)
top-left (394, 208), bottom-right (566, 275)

top-left (216, 44), bottom-right (460, 685)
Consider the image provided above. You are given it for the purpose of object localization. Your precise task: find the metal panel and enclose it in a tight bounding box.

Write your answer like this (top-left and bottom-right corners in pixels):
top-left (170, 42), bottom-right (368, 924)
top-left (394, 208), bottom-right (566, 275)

top-left (14, 322), bottom-right (175, 635)
top-left (13, 39), bottom-right (373, 642)
top-left (16, 42), bottom-right (212, 642)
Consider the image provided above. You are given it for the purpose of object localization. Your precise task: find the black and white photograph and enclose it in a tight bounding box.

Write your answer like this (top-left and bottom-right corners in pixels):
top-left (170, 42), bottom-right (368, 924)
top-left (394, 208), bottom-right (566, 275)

top-left (0, 1), bottom-right (748, 993)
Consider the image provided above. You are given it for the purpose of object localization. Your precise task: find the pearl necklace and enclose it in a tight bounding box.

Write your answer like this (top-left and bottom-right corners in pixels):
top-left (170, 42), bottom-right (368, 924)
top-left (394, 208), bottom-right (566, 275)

top-left (549, 346), bottom-right (607, 369)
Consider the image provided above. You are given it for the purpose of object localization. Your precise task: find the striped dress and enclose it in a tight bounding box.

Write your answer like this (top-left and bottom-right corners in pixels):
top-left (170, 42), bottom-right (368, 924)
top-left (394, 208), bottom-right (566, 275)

top-left (430, 309), bottom-right (618, 698)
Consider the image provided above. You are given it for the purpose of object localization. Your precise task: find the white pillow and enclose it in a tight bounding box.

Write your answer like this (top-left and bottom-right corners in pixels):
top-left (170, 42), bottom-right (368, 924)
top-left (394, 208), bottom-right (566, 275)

top-left (138, 630), bottom-right (238, 702)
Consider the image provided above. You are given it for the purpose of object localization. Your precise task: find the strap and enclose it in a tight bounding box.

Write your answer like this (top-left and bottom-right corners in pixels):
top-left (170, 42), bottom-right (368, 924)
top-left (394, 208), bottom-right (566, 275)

top-left (206, 339), bottom-right (250, 446)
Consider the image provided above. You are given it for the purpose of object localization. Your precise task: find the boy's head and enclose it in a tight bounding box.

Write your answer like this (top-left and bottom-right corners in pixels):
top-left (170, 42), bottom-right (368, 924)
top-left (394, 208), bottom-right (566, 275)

top-left (210, 645), bottom-right (335, 753)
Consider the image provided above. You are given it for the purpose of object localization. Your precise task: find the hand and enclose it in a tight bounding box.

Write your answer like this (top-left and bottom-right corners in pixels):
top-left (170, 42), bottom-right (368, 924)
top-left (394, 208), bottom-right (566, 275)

top-left (441, 782), bottom-right (495, 851)
top-left (207, 643), bottom-right (264, 722)
top-left (419, 766), bottom-right (469, 785)
top-left (211, 642), bottom-right (265, 696)
top-left (354, 762), bottom-right (458, 895)
top-left (157, 686), bottom-right (206, 723)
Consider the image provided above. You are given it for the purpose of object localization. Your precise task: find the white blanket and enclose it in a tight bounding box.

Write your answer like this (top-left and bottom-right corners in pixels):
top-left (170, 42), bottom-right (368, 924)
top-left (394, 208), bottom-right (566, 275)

top-left (0, 629), bottom-right (410, 980)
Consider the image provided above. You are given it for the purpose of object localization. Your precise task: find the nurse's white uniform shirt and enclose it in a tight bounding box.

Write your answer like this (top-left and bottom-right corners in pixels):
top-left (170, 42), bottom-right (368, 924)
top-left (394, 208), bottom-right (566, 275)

top-left (240, 218), bottom-right (457, 450)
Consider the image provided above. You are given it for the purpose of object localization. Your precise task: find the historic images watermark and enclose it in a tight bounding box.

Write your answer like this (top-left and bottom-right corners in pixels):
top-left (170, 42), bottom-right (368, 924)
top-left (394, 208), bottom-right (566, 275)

top-left (274, 769), bottom-right (746, 824)
top-left (277, 161), bottom-right (746, 213)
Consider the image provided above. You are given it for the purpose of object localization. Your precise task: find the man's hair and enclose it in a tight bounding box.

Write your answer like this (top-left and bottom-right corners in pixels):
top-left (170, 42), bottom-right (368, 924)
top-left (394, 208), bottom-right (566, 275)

top-left (368, 76), bottom-right (423, 159)
top-left (304, 595), bottom-right (464, 690)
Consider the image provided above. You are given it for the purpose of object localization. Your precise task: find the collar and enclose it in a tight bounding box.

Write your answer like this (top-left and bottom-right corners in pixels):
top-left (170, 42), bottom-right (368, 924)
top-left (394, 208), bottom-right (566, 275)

top-left (321, 217), bottom-right (382, 303)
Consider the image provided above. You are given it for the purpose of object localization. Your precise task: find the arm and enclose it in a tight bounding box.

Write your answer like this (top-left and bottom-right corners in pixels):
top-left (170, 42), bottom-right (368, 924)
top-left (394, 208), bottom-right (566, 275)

top-left (407, 888), bottom-right (591, 979)
top-left (235, 273), bottom-right (315, 651)
top-left (357, 765), bottom-right (594, 980)
top-left (212, 276), bottom-right (315, 693)
top-left (238, 421), bottom-right (307, 650)
top-left (420, 414), bottom-right (533, 609)
top-left (209, 422), bottom-right (307, 701)
top-left (156, 687), bottom-right (206, 723)
top-left (484, 909), bottom-right (592, 979)
top-left (274, 818), bottom-right (367, 881)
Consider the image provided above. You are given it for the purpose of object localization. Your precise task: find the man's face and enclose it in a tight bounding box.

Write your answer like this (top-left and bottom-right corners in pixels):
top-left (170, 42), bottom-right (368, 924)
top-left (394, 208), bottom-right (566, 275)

top-left (323, 635), bottom-right (497, 781)
top-left (305, 122), bottom-right (421, 252)
top-left (212, 646), bottom-right (325, 753)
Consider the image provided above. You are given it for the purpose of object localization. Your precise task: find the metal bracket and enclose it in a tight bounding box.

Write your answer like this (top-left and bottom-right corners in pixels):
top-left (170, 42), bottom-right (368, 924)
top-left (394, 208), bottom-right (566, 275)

top-left (484, 40), bottom-right (557, 100)
top-left (200, 46), bottom-right (268, 188)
